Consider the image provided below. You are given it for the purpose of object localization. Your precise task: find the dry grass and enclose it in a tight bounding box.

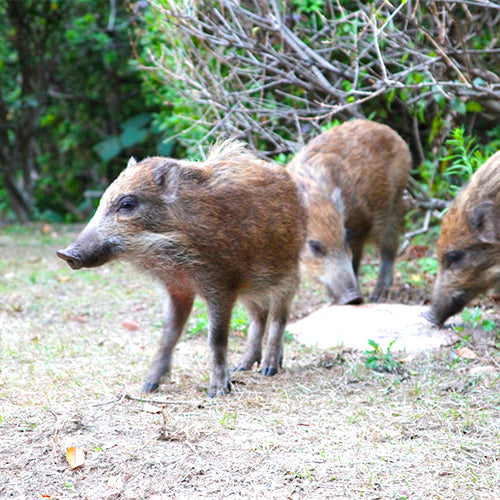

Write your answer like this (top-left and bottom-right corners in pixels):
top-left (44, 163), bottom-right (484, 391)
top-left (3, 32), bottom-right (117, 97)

top-left (1, 224), bottom-right (499, 499)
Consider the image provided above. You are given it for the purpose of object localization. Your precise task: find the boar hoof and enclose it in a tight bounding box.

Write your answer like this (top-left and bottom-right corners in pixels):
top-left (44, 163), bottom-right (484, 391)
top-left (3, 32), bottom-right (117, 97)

top-left (261, 366), bottom-right (278, 377)
top-left (208, 381), bottom-right (232, 398)
top-left (142, 381), bottom-right (160, 394)
top-left (233, 365), bottom-right (249, 372)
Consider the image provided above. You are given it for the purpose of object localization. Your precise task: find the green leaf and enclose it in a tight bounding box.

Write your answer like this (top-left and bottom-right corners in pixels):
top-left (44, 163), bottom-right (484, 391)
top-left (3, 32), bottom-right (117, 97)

top-left (118, 114), bottom-right (152, 148)
top-left (451, 98), bottom-right (466, 115)
top-left (120, 127), bottom-right (148, 148)
top-left (465, 101), bottom-right (483, 113)
top-left (157, 138), bottom-right (174, 156)
top-left (93, 137), bottom-right (121, 162)
top-left (120, 114), bottom-right (152, 131)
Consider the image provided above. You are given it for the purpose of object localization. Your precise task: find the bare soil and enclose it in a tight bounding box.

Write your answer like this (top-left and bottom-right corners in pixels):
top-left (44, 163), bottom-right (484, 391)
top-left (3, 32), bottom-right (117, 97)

top-left (1, 224), bottom-right (499, 499)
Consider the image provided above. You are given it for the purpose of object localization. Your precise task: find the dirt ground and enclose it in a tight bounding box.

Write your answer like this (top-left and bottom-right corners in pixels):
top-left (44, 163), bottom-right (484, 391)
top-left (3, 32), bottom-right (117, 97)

top-left (1, 224), bottom-right (499, 499)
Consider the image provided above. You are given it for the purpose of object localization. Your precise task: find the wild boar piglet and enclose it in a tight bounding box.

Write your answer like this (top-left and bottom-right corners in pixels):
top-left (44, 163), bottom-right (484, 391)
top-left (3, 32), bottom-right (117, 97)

top-left (58, 141), bottom-right (307, 397)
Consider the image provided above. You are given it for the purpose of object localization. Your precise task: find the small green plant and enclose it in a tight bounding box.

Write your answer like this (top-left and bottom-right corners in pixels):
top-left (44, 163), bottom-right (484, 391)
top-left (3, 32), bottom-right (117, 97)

top-left (442, 127), bottom-right (486, 195)
top-left (396, 258), bottom-right (437, 288)
top-left (418, 257), bottom-right (438, 276)
top-left (187, 302), bottom-right (249, 336)
top-left (293, 0), bottom-right (325, 14)
top-left (454, 307), bottom-right (499, 348)
top-left (364, 339), bottom-right (400, 373)
top-left (219, 411), bottom-right (237, 430)
top-left (455, 306), bottom-right (497, 332)
top-left (456, 306), bottom-right (497, 333)
top-left (230, 305), bottom-right (249, 333)
top-left (188, 313), bottom-right (209, 336)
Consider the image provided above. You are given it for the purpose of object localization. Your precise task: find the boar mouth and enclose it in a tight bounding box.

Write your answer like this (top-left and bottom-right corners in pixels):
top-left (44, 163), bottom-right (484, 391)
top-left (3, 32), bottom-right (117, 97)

top-left (57, 241), bottom-right (119, 270)
top-left (339, 290), bottom-right (363, 305)
top-left (423, 292), bottom-right (468, 327)
top-left (326, 285), bottom-right (363, 305)
top-left (421, 308), bottom-right (444, 326)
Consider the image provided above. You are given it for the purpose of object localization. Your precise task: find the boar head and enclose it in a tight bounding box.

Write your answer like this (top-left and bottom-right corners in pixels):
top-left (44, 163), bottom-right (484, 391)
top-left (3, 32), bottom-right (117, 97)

top-left (423, 200), bottom-right (500, 326)
top-left (301, 188), bottom-right (362, 305)
top-left (57, 157), bottom-right (201, 270)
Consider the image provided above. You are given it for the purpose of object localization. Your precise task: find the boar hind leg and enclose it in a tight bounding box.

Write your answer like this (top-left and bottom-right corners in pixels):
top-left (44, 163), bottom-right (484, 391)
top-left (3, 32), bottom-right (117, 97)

top-left (207, 295), bottom-right (236, 397)
top-left (143, 291), bottom-right (194, 393)
top-left (234, 303), bottom-right (269, 372)
top-left (261, 291), bottom-right (294, 376)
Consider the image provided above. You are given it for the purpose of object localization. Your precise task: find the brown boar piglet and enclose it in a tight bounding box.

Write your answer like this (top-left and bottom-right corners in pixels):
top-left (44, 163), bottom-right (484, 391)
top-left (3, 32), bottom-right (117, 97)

top-left (57, 141), bottom-right (307, 397)
top-left (293, 173), bottom-right (362, 305)
top-left (288, 119), bottom-right (411, 302)
top-left (423, 150), bottom-right (500, 326)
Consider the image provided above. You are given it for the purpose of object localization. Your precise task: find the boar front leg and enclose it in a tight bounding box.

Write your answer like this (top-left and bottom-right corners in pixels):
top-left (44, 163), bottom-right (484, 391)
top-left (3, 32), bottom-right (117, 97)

top-left (206, 294), bottom-right (236, 397)
top-left (142, 290), bottom-right (194, 393)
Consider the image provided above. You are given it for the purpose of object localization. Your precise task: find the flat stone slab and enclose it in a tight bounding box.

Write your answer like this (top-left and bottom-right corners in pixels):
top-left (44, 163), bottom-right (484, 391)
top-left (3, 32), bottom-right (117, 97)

top-left (288, 303), bottom-right (461, 353)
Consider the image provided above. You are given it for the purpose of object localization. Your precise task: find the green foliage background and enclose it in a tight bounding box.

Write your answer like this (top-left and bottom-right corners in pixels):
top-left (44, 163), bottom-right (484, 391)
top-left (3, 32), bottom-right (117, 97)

top-left (0, 0), bottom-right (499, 222)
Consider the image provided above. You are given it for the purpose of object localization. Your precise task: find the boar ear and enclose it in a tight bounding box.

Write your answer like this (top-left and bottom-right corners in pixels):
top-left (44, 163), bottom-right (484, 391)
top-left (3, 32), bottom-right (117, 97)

top-left (469, 201), bottom-right (499, 243)
top-left (331, 187), bottom-right (345, 216)
top-left (153, 160), bottom-right (182, 201)
top-left (127, 157), bottom-right (137, 168)
top-left (154, 161), bottom-right (209, 202)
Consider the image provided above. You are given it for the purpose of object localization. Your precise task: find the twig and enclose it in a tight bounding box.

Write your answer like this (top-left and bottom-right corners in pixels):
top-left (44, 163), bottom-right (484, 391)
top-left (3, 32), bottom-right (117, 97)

top-left (119, 393), bottom-right (204, 406)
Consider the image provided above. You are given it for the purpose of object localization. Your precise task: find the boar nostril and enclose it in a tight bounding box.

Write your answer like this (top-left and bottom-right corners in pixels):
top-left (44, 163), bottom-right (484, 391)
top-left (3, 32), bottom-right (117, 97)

top-left (56, 249), bottom-right (83, 270)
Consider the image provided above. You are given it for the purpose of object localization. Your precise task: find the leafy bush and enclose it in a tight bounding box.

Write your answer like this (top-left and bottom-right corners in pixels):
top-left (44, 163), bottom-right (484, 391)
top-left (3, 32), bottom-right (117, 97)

top-left (140, 0), bottom-right (500, 166)
top-left (0, 0), bottom-right (168, 222)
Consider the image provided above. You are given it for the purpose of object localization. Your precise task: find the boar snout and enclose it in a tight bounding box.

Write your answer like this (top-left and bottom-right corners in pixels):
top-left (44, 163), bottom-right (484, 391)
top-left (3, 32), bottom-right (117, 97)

top-left (338, 290), bottom-right (363, 305)
top-left (57, 248), bottom-right (83, 270)
top-left (423, 291), bottom-right (468, 327)
top-left (57, 232), bottom-right (119, 270)
top-left (421, 307), bottom-right (444, 327)
top-left (324, 265), bottom-right (363, 305)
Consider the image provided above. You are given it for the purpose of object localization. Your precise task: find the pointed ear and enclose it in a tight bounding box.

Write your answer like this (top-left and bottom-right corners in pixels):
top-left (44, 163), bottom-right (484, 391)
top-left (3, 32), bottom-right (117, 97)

top-left (153, 160), bottom-right (181, 202)
top-left (331, 187), bottom-right (345, 216)
top-left (127, 157), bottom-right (137, 168)
top-left (469, 201), bottom-right (499, 243)
top-left (153, 161), bottom-right (209, 203)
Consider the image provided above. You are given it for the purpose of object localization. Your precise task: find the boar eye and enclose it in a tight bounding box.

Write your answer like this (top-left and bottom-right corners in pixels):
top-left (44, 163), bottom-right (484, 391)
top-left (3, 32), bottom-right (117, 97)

top-left (308, 239), bottom-right (327, 257)
top-left (444, 250), bottom-right (465, 269)
top-left (117, 195), bottom-right (138, 214)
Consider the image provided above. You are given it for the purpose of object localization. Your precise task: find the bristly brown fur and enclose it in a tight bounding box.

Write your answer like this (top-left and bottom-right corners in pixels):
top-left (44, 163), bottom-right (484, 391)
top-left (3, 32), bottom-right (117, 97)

top-left (206, 138), bottom-right (260, 165)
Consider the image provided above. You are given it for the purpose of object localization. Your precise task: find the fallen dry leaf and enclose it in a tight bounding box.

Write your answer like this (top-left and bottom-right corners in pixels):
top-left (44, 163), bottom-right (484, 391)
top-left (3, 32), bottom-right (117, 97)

top-left (42, 224), bottom-right (52, 235)
top-left (122, 319), bottom-right (140, 331)
top-left (456, 347), bottom-right (478, 360)
top-left (399, 353), bottom-right (416, 363)
top-left (58, 276), bottom-right (71, 283)
top-left (68, 313), bottom-right (88, 323)
top-left (469, 365), bottom-right (496, 376)
top-left (66, 446), bottom-right (85, 469)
